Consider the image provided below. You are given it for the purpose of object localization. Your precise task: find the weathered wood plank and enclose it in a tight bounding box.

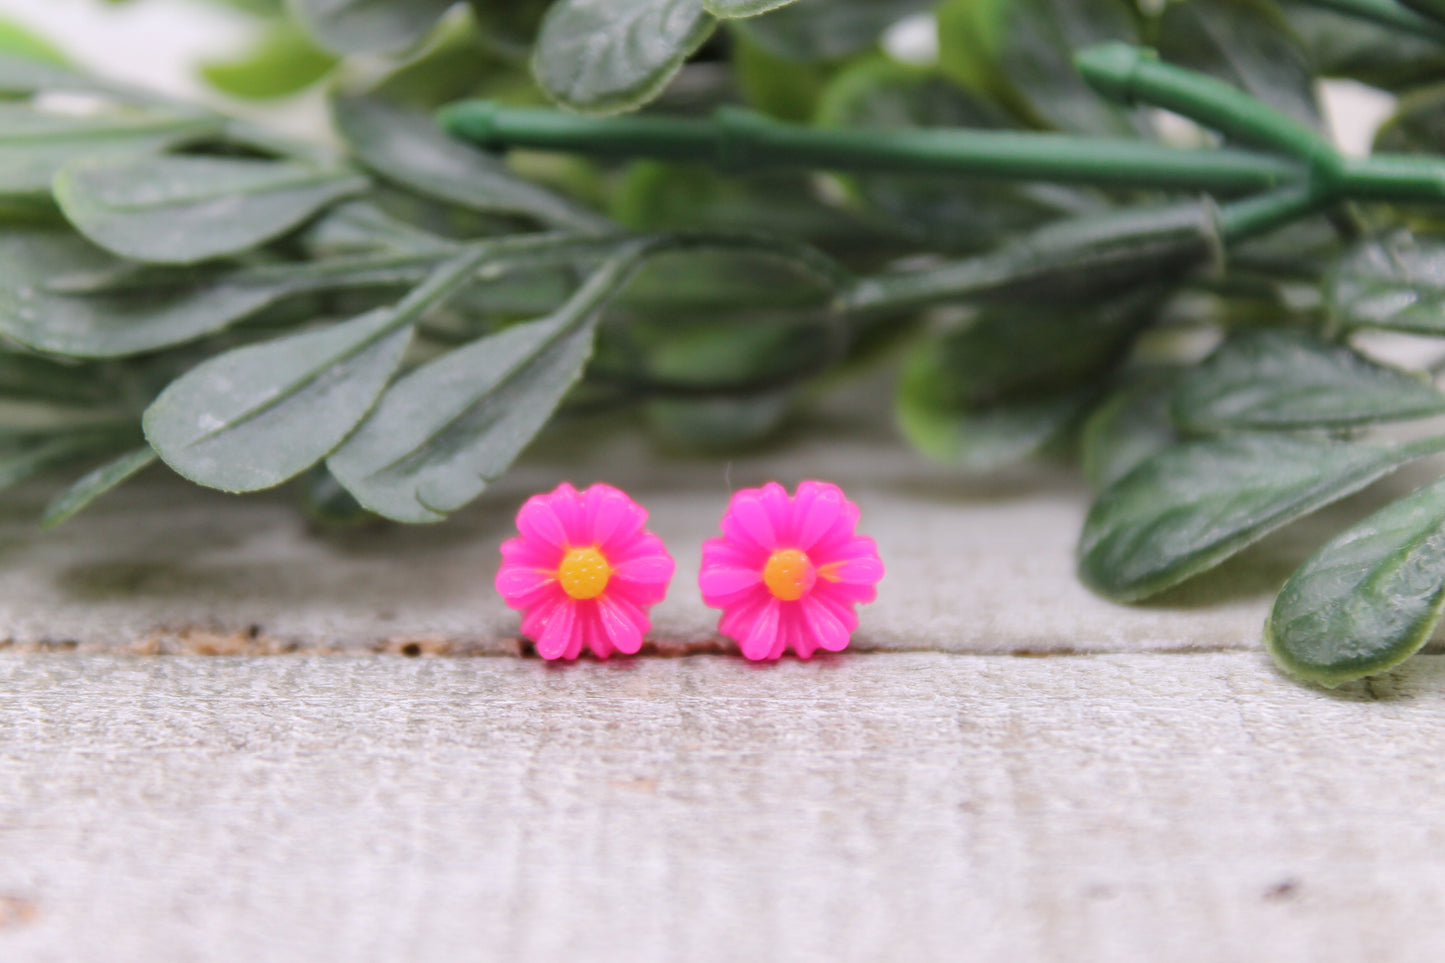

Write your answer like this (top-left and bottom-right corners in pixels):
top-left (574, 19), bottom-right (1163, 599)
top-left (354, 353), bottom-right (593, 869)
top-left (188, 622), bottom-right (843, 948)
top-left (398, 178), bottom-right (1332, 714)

top-left (2, 652), bottom-right (1444, 962)
top-left (0, 415), bottom-right (1434, 656)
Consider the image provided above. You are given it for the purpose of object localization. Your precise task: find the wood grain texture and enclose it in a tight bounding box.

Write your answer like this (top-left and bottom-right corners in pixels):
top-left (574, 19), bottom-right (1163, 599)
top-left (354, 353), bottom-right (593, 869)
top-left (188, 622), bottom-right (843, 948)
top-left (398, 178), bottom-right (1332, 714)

top-left (2, 652), bottom-right (1445, 962)
top-left (0, 402), bottom-right (1437, 657)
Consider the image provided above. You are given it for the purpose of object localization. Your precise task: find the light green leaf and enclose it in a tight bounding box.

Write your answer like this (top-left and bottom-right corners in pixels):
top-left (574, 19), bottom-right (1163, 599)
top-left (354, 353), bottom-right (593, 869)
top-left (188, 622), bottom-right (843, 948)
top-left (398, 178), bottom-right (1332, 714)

top-left (0, 51), bottom-right (96, 96)
top-left (200, 20), bottom-right (337, 100)
top-left (938, 0), bottom-right (1142, 136)
top-left (288, 0), bottom-right (453, 54)
top-left (1080, 374), bottom-right (1177, 490)
top-left (0, 15), bottom-right (70, 67)
top-left (704, 0), bottom-right (798, 17)
top-left (532, 0), bottom-right (715, 115)
top-left (900, 389), bottom-right (1094, 471)
top-left (1156, 0), bottom-right (1324, 132)
top-left (0, 103), bottom-right (220, 198)
top-left (55, 154), bottom-right (369, 264)
top-left (816, 59), bottom-right (1104, 252)
top-left (142, 251), bottom-right (490, 492)
top-left (0, 229), bottom-right (441, 358)
top-left (737, 0), bottom-right (935, 62)
top-left (1078, 435), bottom-right (1427, 602)
top-left (332, 95), bottom-right (609, 233)
top-left (41, 446), bottom-right (157, 528)
top-left (1174, 330), bottom-right (1445, 432)
top-left (1267, 476), bottom-right (1445, 687)
top-left (329, 248), bottom-right (644, 522)
top-left (1328, 231), bottom-right (1445, 334)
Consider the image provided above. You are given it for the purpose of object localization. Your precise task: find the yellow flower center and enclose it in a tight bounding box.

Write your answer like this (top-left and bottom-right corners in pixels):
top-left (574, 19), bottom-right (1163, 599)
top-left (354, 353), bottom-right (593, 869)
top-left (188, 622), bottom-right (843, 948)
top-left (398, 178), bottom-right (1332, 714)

top-left (763, 548), bottom-right (815, 601)
top-left (557, 546), bottom-right (611, 600)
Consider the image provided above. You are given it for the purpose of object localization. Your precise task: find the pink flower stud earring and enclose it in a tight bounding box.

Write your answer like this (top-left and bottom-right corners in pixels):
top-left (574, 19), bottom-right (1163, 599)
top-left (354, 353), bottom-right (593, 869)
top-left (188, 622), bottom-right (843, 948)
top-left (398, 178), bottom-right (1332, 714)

top-left (496, 483), bottom-right (675, 660)
top-left (699, 480), bottom-right (883, 660)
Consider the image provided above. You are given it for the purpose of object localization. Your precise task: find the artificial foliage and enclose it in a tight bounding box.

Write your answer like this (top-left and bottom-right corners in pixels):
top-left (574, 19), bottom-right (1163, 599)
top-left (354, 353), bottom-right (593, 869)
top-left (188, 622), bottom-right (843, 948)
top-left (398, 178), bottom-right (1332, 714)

top-left (6, 0), bottom-right (1445, 684)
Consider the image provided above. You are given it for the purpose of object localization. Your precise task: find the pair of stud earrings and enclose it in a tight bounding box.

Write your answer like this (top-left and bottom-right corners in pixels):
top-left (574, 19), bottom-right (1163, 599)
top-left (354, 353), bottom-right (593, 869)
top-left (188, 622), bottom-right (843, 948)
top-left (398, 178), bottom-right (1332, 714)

top-left (494, 480), bottom-right (884, 662)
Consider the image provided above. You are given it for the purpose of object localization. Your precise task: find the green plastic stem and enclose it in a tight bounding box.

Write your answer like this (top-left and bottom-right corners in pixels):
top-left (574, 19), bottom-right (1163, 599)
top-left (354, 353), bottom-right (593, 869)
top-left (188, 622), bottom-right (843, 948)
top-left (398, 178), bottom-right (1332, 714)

top-left (439, 99), bottom-right (1303, 195)
top-left (1073, 43), bottom-right (1336, 168)
top-left (1292, 0), bottom-right (1445, 41)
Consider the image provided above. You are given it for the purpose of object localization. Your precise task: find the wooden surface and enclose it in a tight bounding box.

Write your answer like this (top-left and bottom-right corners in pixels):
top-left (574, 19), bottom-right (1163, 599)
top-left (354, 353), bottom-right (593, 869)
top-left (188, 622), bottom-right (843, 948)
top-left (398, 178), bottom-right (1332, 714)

top-left (2, 652), bottom-right (1444, 962)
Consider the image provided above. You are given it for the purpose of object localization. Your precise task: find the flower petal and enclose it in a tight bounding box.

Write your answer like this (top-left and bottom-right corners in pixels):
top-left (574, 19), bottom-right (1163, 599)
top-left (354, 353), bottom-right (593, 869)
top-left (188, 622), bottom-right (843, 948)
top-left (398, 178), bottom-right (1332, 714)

top-left (495, 564), bottom-right (558, 608)
top-left (785, 605), bottom-right (817, 660)
top-left (699, 565), bottom-right (762, 606)
top-left (597, 593), bottom-right (647, 655)
top-left (723, 486), bottom-right (783, 551)
top-left (817, 536), bottom-right (883, 581)
top-left (535, 598), bottom-right (578, 660)
top-left (718, 586), bottom-right (771, 642)
top-left (738, 597), bottom-right (782, 661)
top-left (811, 497), bottom-right (862, 556)
top-left (517, 494), bottom-right (570, 549)
top-left (790, 480), bottom-right (846, 550)
top-left (577, 602), bottom-right (610, 660)
top-left (500, 534), bottom-right (561, 570)
top-left (614, 551), bottom-right (675, 586)
top-left (800, 593), bottom-right (851, 652)
top-left (702, 535), bottom-right (765, 571)
top-left (586, 483), bottom-right (646, 549)
top-left (812, 581), bottom-right (870, 619)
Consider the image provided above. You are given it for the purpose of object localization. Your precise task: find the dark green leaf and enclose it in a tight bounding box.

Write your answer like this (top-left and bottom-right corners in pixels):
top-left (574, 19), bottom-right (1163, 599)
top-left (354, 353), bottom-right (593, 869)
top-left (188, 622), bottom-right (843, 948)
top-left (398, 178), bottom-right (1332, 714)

top-left (329, 249), bottom-right (643, 522)
top-left (0, 427), bottom-right (138, 497)
top-left (1375, 83), bottom-right (1445, 155)
top-left (55, 154), bottom-right (369, 264)
top-left (1078, 434), bottom-right (1428, 602)
top-left (1278, 0), bottom-right (1445, 89)
top-left (897, 291), bottom-right (1152, 467)
top-left (41, 446), bottom-right (156, 528)
top-left (1328, 231), bottom-right (1445, 334)
top-left (0, 102), bottom-right (220, 198)
top-left (289, 0), bottom-right (453, 54)
top-left (142, 251), bottom-right (491, 492)
top-left (332, 95), bottom-right (609, 233)
top-left (737, 0), bottom-right (934, 62)
top-left (200, 20), bottom-right (337, 99)
top-left (1156, 0), bottom-right (1324, 132)
top-left (300, 464), bottom-right (372, 525)
top-left (645, 392), bottom-right (794, 451)
top-left (0, 229), bottom-right (440, 358)
top-left (815, 59), bottom-right (1104, 252)
top-left (730, 23), bottom-right (828, 122)
top-left (1267, 475), bottom-right (1445, 687)
top-left (0, 351), bottom-right (114, 404)
top-left (1080, 374), bottom-right (1177, 490)
top-left (938, 0), bottom-right (1143, 136)
top-left (532, 0), bottom-right (715, 115)
top-left (1173, 329), bottom-right (1445, 432)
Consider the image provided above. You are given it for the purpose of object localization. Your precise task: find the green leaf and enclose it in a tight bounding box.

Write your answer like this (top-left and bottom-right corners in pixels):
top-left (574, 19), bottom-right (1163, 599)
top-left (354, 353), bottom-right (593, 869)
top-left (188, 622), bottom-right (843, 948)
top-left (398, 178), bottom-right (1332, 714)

top-left (730, 24), bottom-right (828, 122)
top-left (1278, 0), bottom-right (1445, 89)
top-left (1267, 476), bottom-right (1445, 687)
top-left (815, 59), bottom-right (1104, 252)
top-left (199, 20), bottom-right (337, 100)
top-left (1078, 434), bottom-right (1429, 602)
top-left (1156, 0), bottom-right (1324, 132)
top-left (737, 0), bottom-right (935, 62)
top-left (1080, 373), bottom-right (1177, 491)
top-left (897, 291), bottom-right (1152, 467)
top-left (55, 154), bottom-right (369, 264)
top-left (41, 446), bottom-right (156, 528)
top-left (288, 0), bottom-right (453, 54)
top-left (0, 15), bottom-right (70, 67)
top-left (645, 393), bottom-right (794, 452)
top-left (938, 0), bottom-right (1143, 136)
top-left (0, 103), bottom-right (220, 199)
top-left (332, 95), bottom-right (609, 233)
top-left (1328, 231), bottom-right (1445, 334)
top-left (142, 251), bottom-right (490, 492)
top-left (0, 229), bottom-right (441, 358)
top-left (704, 0), bottom-right (799, 17)
top-left (329, 248), bottom-right (644, 522)
top-left (1174, 330), bottom-right (1445, 432)
top-left (0, 52), bottom-right (93, 95)
top-left (532, 0), bottom-right (716, 115)
top-left (1375, 83), bottom-right (1445, 155)
top-left (0, 427), bottom-right (139, 497)
top-left (0, 351), bottom-right (114, 404)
